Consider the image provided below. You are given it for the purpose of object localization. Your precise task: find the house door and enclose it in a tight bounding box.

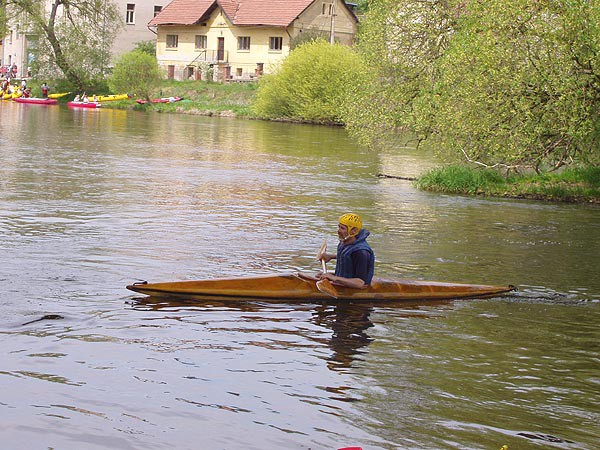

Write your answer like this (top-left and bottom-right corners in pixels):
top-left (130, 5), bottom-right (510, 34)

top-left (167, 65), bottom-right (175, 79)
top-left (217, 38), bottom-right (225, 61)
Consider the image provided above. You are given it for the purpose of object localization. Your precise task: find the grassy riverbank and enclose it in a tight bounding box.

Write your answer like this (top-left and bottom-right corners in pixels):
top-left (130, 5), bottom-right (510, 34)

top-left (89, 80), bottom-right (599, 205)
top-left (415, 165), bottom-right (600, 204)
top-left (104, 80), bottom-right (258, 117)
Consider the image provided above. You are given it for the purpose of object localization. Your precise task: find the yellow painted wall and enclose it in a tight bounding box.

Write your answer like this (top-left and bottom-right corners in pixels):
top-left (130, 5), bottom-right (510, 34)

top-left (155, 1), bottom-right (357, 80)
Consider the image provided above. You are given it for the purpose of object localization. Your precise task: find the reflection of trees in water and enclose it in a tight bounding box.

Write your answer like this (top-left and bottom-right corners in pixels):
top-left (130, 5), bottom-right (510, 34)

top-left (312, 304), bottom-right (374, 371)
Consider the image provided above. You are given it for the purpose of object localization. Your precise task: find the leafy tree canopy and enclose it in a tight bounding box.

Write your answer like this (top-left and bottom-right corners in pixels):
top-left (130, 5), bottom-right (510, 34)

top-left (108, 50), bottom-right (161, 100)
top-left (2, 0), bottom-right (121, 91)
top-left (253, 39), bottom-right (368, 124)
top-left (346, 0), bottom-right (600, 172)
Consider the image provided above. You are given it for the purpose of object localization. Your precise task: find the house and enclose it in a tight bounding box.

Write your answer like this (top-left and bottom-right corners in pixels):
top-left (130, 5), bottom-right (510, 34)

top-left (148, 0), bottom-right (359, 81)
top-left (1, 0), bottom-right (170, 78)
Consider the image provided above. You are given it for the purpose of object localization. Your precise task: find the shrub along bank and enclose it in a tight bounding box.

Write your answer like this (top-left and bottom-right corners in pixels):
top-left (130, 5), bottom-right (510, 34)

top-left (415, 166), bottom-right (600, 204)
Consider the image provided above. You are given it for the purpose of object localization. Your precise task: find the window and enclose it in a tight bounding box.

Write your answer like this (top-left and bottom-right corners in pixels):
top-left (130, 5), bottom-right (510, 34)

top-left (153, 5), bottom-right (162, 17)
top-left (195, 35), bottom-right (207, 49)
top-left (236, 68), bottom-right (243, 77)
top-left (322, 3), bottom-right (334, 15)
top-left (126, 4), bottom-right (135, 24)
top-left (237, 36), bottom-right (250, 51)
top-left (269, 37), bottom-right (283, 51)
top-left (166, 34), bottom-right (179, 49)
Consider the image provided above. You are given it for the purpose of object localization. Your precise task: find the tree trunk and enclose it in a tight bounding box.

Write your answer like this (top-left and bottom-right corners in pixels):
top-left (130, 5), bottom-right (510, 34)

top-left (43, 0), bottom-right (85, 91)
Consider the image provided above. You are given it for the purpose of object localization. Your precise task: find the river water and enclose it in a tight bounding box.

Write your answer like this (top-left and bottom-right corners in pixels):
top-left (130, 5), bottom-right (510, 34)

top-left (0, 102), bottom-right (598, 450)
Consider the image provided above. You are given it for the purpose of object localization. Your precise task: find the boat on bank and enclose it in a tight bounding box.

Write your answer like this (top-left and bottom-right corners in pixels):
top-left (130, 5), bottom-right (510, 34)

top-left (68, 101), bottom-right (101, 108)
top-left (94, 94), bottom-right (129, 102)
top-left (48, 92), bottom-right (70, 99)
top-left (136, 96), bottom-right (182, 104)
top-left (13, 97), bottom-right (58, 105)
top-left (127, 273), bottom-right (515, 302)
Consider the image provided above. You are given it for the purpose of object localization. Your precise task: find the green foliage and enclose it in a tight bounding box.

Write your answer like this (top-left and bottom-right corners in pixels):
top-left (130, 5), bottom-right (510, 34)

top-left (289, 28), bottom-right (330, 50)
top-left (252, 40), bottom-right (368, 124)
top-left (133, 40), bottom-right (156, 56)
top-left (416, 166), bottom-right (506, 194)
top-left (416, 165), bottom-right (600, 202)
top-left (108, 51), bottom-right (161, 100)
top-left (5, 0), bottom-right (121, 90)
top-left (347, 0), bottom-right (600, 172)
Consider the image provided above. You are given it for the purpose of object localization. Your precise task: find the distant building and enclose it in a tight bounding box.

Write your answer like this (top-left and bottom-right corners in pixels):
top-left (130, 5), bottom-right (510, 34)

top-left (1, 0), bottom-right (170, 78)
top-left (149, 0), bottom-right (359, 81)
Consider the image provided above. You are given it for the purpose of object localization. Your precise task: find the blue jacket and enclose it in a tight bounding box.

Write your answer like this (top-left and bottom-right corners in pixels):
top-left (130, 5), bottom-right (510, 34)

top-left (334, 229), bottom-right (375, 285)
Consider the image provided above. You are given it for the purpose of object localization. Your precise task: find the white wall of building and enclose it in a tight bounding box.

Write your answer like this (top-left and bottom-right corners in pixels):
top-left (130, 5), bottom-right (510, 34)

top-left (1, 0), bottom-right (170, 77)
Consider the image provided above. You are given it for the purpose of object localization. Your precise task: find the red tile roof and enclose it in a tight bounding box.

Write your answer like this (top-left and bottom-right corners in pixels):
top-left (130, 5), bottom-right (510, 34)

top-left (149, 0), bottom-right (217, 26)
top-left (150, 0), bottom-right (356, 27)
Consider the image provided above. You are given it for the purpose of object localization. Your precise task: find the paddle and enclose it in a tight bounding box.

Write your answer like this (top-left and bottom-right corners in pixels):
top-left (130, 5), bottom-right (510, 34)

top-left (316, 240), bottom-right (338, 299)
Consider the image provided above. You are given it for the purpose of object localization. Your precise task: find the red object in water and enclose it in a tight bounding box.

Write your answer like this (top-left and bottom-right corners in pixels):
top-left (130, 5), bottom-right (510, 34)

top-left (13, 97), bottom-right (58, 105)
top-left (68, 101), bottom-right (101, 108)
top-left (338, 448), bottom-right (363, 450)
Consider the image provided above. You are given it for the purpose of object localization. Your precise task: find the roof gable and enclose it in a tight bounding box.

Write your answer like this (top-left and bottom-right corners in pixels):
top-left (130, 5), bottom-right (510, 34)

top-left (149, 0), bottom-right (217, 26)
top-left (150, 0), bottom-right (357, 27)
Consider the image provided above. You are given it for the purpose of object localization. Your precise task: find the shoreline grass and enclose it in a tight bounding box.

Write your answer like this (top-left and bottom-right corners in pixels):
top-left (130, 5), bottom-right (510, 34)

top-left (103, 80), bottom-right (258, 117)
top-left (415, 165), bottom-right (600, 204)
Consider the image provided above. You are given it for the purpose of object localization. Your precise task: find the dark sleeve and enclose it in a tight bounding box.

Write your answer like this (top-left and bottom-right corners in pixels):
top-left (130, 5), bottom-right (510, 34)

top-left (351, 250), bottom-right (371, 284)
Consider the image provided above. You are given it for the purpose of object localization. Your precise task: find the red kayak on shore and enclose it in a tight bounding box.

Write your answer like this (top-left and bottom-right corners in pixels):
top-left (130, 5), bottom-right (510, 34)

top-left (68, 101), bottom-right (101, 108)
top-left (13, 97), bottom-right (58, 105)
top-left (136, 96), bottom-right (182, 104)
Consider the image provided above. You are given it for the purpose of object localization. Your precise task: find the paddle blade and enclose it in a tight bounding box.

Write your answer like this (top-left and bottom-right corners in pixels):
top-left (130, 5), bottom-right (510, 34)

top-left (316, 279), bottom-right (338, 299)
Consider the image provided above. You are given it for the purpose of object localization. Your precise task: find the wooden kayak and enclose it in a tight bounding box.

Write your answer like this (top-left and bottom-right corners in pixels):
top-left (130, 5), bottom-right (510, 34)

top-left (126, 273), bottom-right (515, 302)
top-left (13, 97), bottom-right (58, 105)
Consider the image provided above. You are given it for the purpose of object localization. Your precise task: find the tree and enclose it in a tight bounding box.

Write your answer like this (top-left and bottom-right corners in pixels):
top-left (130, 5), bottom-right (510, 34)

top-left (1, 0), bottom-right (121, 91)
top-left (253, 39), bottom-right (368, 124)
top-left (346, 0), bottom-right (600, 172)
top-left (133, 40), bottom-right (156, 56)
top-left (108, 50), bottom-right (161, 101)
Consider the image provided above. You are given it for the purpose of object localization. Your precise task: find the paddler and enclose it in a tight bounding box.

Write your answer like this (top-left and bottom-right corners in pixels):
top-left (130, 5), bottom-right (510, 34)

top-left (317, 213), bottom-right (375, 289)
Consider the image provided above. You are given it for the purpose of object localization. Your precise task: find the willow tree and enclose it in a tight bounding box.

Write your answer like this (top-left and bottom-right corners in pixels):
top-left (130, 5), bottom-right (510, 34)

top-left (346, 0), bottom-right (600, 172)
top-left (1, 0), bottom-right (121, 91)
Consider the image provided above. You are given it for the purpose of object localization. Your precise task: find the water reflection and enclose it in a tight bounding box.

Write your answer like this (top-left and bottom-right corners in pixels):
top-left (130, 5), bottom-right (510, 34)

top-left (311, 304), bottom-right (374, 371)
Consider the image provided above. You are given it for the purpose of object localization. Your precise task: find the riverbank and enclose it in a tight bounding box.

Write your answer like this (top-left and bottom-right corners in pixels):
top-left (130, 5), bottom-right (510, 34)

top-left (73, 80), bottom-right (599, 205)
top-left (105, 80), bottom-right (258, 117)
top-left (414, 165), bottom-right (600, 204)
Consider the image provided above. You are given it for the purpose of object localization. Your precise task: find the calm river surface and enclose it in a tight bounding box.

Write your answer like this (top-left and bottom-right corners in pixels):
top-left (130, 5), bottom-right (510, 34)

top-left (1, 102), bottom-right (598, 450)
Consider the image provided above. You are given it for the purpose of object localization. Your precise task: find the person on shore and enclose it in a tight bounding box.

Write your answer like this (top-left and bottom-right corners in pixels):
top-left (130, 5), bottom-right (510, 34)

top-left (41, 82), bottom-right (49, 98)
top-left (317, 213), bottom-right (375, 288)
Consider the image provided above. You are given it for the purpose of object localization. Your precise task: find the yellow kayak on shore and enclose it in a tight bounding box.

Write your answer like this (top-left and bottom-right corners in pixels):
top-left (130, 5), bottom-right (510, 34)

top-left (127, 273), bottom-right (515, 303)
top-left (48, 92), bottom-right (71, 99)
top-left (94, 94), bottom-right (129, 102)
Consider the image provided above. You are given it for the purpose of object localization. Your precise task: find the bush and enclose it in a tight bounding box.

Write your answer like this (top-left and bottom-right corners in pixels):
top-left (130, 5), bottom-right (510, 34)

top-left (252, 40), bottom-right (367, 124)
top-left (108, 50), bottom-right (161, 100)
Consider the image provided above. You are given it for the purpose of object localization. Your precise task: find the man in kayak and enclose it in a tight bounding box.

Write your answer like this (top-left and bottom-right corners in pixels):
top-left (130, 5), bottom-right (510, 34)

top-left (317, 213), bottom-right (375, 288)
